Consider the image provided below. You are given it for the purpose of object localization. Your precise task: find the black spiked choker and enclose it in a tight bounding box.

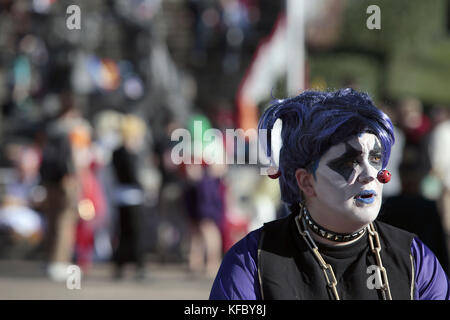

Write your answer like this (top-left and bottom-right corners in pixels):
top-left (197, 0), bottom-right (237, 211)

top-left (301, 205), bottom-right (366, 243)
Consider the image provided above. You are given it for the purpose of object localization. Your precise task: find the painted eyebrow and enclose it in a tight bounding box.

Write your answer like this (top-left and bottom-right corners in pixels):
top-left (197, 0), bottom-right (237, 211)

top-left (327, 143), bottom-right (361, 164)
top-left (369, 140), bottom-right (382, 156)
top-left (337, 142), bottom-right (361, 159)
top-left (326, 143), bottom-right (361, 181)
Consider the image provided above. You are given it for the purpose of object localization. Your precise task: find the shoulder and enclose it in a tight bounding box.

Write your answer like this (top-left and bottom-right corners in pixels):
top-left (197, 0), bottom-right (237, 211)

top-left (258, 214), bottom-right (296, 257)
top-left (375, 219), bottom-right (415, 236)
top-left (411, 237), bottom-right (450, 300)
top-left (227, 228), bottom-right (261, 262)
top-left (209, 228), bottom-right (262, 300)
top-left (262, 213), bottom-right (292, 231)
top-left (374, 220), bottom-right (417, 247)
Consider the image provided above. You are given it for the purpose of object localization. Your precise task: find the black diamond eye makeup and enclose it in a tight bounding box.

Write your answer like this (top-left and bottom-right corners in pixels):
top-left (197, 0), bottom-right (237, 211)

top-left (326, 138), bottom-right (382, 182)
top-left (327, 142), bottom-right (361, 181)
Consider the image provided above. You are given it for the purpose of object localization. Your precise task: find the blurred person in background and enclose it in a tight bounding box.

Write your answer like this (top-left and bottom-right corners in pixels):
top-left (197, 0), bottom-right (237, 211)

top-left (379, 160), bottom-right (449, 275)
top-left (39, 92), bottom-right (87, 281)
top-left (69, 124), bottom-right (108, 273)
top-left (152, 116), bottom-right (186, 263)
top-left (184, 162), bottom-right (226, 278)
top-left (39, 131), bottom-right (79, 281)
top-left (396, 97), bottom-right (431, 174)
top-left (209, 105), bottom-right (251, 252)
top-left (111, 114), bottom-right (147, 280)
top-left (182, 113), bottom-right (228, 277)
top-left (0, 143), bottom-right (44, 258)
top-left (428, 107), bottom-right (450, 266)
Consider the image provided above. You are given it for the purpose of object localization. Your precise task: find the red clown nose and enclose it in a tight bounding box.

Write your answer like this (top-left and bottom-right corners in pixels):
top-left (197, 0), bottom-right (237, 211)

top-left (377, 169), bottom-right (391, 183)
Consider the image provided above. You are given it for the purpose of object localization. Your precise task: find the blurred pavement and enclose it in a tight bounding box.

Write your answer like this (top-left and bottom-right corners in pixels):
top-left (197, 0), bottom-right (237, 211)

top-left (0, 260), bottom-right (213, 300)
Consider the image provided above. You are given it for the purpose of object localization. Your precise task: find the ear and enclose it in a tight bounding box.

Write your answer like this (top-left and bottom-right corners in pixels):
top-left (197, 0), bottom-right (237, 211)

top-left (295, 168), bottom-right (316, 198)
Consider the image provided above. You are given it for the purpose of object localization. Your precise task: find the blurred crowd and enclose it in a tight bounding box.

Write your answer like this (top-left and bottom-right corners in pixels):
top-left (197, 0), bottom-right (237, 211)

top-left (0, 89), bottom-right (283, 281)
top-left (0, 0), bottom-right (449, 285)
top-left (0, 0), bottom-right (283, 281)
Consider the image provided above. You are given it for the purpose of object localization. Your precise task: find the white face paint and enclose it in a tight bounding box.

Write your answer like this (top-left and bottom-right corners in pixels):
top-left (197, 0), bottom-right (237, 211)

top-left (309, 133), bottom-right (383, 233)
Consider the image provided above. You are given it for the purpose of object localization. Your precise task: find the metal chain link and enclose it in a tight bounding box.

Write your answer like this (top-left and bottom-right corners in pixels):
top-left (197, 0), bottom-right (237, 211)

top-left (295, 205), bottom-right (392, 300)
top-left (295, 212), bottom-right (340, 300)
top-left (367, 223), bottom-right (392, 300)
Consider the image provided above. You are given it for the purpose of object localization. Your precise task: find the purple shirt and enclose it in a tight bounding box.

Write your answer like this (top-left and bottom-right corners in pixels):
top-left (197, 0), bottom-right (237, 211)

top-left (210, 228), bottom-right (450, 300)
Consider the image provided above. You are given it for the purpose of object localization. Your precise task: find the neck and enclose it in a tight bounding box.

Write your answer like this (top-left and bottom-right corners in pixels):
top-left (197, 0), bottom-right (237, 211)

top-left (306, 201), bottom-right (366, 234)
top-left (308, 225), bottom-right (366, 246)
top-left (300, 204), bottom-right (367, 245)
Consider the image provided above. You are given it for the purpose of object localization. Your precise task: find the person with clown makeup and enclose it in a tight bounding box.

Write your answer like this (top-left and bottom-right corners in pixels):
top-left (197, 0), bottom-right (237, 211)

top-left (209, 88), bottom-right (450, 300)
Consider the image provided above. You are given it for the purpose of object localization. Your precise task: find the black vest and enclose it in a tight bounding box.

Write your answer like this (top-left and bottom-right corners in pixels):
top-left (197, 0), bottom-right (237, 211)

top-left (258, 213), bottom-right (416, 300)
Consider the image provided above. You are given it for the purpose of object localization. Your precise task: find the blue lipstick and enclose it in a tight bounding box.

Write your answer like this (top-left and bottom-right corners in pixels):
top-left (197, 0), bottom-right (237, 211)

top-left (355, 190), bottom-right (376, 204)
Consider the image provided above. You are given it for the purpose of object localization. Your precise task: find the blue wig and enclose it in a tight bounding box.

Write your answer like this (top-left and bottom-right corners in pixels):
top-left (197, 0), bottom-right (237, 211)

top-left (258, 88), bottom-right (395, 206)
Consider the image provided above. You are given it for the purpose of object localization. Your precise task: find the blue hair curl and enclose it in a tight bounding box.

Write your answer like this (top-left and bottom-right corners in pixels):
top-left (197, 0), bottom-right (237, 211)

top-left (258, 88), bottom-right (395, 205)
